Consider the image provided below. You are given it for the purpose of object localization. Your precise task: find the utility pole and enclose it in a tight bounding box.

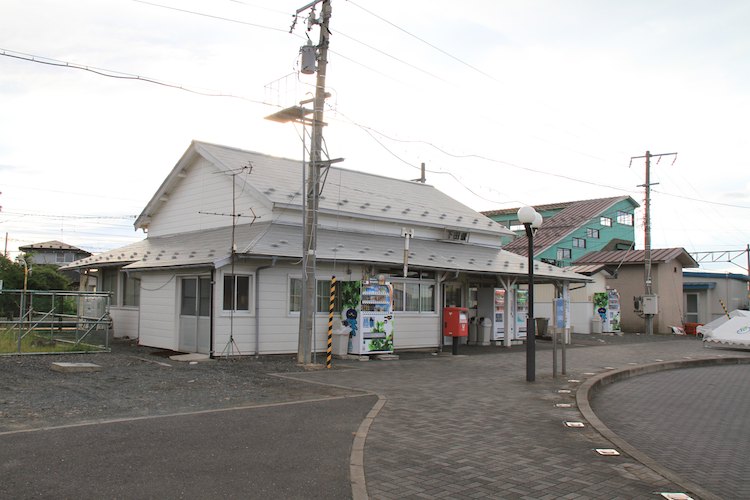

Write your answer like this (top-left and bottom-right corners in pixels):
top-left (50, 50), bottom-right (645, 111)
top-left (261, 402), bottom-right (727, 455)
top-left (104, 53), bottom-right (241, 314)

top-left (297, 0), bottom-right (332, 365)
top-left (631, 150), bottom-right (677, 335)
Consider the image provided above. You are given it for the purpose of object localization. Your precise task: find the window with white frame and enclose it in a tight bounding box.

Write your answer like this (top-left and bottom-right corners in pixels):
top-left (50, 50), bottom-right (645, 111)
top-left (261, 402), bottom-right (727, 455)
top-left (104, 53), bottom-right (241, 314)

top-left (223, 274), bottom-right (252, 311)
top-left (288, 278), bottom-right (341, 313)
top-left (556, 248), bottom-right (572, 260)
top-left (99, 267), bottom-right (119, 305)
top-left (392, 280), bottom-right (435, 313)
top-left (616, 210), bottom-right (634, 226)
top-left (600, 216), bottom-right (612, 227)
top-left (586, 228), bottom-right (600, 239)
top-left (122, 273), bottom-right (140, 307)
top-left (572, 237), bottom-right (586, 249)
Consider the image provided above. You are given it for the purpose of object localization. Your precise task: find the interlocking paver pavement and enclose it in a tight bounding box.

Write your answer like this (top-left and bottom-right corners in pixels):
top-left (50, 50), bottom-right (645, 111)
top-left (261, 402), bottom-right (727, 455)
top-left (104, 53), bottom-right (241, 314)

top-left (292, 334), bottom-right (750, 499)
top-left (592, 363), bottom-right (750, 499)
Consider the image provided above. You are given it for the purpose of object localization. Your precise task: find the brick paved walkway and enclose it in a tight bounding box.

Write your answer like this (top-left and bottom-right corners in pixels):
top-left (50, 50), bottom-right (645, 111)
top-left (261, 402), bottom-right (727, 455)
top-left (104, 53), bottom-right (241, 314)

top-left (293, 335), bottom-right (750, 499)
top-left (592, 363), bottom-right (750, 499)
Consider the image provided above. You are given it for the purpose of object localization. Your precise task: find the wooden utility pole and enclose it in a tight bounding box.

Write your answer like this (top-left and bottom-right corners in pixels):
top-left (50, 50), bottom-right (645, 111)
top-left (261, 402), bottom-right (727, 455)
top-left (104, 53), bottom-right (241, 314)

top-left (297, 0), bottom-right (332, 365)
top-left (631, 150), bottom-right (677, 334)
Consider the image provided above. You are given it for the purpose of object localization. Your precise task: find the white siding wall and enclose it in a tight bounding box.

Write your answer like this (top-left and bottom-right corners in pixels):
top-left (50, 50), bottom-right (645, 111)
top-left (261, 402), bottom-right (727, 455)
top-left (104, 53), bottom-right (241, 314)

top-left (138, 272), bottom-right (178, 350)
top-left (316, 212), bottom-right (505, 245)
top-left (391, 314), bottom-right (440, 349)
top-left (213, 262), bottom-right (256, 355)
top-left (110, 307), bottom-right (139, 339)
top-left (148, 158), bottom-right (273, 237)
top-left (257, 264), bottom-right (306, 354)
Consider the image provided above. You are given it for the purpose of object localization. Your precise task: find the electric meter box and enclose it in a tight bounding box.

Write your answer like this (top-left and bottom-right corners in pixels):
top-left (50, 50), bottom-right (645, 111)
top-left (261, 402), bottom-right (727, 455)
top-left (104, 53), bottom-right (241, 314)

top-left (642, 295), bottom-right (658, 315)
top-left (443, 307), bottom-right (469, 337)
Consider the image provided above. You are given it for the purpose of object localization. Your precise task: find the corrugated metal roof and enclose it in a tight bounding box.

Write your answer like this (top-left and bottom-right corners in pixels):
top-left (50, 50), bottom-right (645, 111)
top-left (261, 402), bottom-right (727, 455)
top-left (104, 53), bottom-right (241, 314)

top-left (501, 196), bottom-right (636, 256)
top-left (573, 248), bottom-right (699, 268)
top-left (19, 240), bottom-right (90, 253)
top-left (136, 141), bottom-right (513, 238)
top-left (565, 264), bottom-right (611, 276)
top-left (64, 222), bottom-right (590, 282)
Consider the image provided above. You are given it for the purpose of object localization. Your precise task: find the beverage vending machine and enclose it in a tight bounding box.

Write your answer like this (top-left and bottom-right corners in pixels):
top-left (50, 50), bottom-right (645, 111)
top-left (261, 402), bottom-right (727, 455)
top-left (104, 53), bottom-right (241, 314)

top-left (346, 280), bottom-right (394, 355)
top-left (514, 289), bottom-right (529, 339)
top-left (477, 288), bottom-right (508, 341)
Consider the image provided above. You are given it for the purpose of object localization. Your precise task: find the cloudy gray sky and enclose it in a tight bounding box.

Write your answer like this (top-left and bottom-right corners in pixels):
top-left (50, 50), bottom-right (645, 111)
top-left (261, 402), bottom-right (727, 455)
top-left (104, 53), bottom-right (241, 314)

top-left (1, 0), bottom-right (748, 271)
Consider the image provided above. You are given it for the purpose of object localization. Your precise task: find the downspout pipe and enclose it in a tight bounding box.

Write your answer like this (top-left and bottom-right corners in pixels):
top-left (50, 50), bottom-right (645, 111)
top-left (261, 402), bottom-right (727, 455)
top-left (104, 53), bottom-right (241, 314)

top-left (254, 257), bottom-right (278, 356)
top-left (209, 269), bottom-right (215, 358)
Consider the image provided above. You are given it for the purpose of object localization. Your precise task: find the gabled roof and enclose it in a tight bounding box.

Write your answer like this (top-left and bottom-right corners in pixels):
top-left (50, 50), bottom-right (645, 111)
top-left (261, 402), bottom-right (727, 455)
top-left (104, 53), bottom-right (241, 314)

top-left (135, 141), bottom-right (514, 238)
top-left (19, 240), bottom-right (90, 254)
top-left (495, 196), bottom-right (638, 256)
top-left (573, 248), bottom-right (699, 268)
top-left (482, 196), bottom-right (638, 218)
top-left (63, 222), bottom-right (590, 283)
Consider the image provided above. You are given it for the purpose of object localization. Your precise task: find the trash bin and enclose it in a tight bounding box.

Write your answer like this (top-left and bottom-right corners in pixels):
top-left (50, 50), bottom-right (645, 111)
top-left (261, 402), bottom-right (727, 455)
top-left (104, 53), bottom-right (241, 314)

top-left (332, 321), bottom-right (352, 356)
top-left (478, 317), bottom-right (492, 346)
top-left (468, 317), bottom-right (478, 345)
top-left (590, 317), bottom-right (602, 334)
top-left (535, 317), bottom-right (549, 337)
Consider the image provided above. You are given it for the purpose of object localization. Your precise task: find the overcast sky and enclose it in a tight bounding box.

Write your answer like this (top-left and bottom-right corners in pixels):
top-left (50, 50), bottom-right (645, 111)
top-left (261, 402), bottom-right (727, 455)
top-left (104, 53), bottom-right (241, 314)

top-left (1, 0), bottom-right (749, 272)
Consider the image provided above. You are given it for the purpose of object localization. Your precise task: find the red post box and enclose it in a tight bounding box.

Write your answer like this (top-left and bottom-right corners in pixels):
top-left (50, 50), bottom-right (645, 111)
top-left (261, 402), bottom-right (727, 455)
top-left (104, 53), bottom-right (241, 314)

top-left (443, 307), bottom-right (469, 337)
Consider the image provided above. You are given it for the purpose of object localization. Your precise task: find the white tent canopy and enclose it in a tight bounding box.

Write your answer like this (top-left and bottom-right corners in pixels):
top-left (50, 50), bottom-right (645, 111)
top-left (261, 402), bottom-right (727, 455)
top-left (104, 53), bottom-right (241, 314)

top-left (701, 310), bottom-right (750, 347)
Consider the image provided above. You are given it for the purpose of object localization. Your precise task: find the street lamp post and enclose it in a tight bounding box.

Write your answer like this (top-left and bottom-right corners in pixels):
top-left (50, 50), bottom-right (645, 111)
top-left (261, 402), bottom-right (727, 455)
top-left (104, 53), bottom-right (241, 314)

top-left (517, 206), bottom-right (543, 382)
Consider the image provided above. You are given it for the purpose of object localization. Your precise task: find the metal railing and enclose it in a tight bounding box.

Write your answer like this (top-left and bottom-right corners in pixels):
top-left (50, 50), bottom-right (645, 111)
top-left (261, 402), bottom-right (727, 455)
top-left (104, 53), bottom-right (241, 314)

top-left (0, 289), bottom-right (112, 354)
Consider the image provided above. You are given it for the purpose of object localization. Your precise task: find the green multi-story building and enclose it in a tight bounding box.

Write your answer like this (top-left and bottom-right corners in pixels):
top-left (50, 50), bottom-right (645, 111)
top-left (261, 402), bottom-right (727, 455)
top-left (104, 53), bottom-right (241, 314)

top-left (482, 196), bottom-right (640, 267)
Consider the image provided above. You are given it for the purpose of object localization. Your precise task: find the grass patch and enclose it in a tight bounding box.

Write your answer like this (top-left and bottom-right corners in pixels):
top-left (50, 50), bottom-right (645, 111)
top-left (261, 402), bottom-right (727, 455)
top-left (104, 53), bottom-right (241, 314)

top-left (0, 328), bottom-right (101, 354)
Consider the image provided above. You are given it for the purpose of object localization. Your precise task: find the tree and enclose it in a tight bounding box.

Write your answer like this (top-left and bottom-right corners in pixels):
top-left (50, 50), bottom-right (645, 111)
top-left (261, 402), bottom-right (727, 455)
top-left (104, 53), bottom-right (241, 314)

top-left (0, 254), bottom-right (73, 318)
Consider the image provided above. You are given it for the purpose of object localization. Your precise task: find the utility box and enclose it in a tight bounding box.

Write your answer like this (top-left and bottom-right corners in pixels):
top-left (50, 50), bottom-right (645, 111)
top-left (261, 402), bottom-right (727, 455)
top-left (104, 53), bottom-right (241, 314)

top-left (443, 307), bottom-right (469, 337)
top-left (642, 295), bottom-right (659, 315)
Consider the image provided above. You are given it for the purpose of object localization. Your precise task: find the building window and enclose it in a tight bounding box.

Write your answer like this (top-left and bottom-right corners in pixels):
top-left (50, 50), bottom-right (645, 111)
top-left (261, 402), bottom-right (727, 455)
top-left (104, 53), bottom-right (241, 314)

top-left (392, 281), bottom-right (435, 313)
top-left (557, 248), bottom-right (572, 260)
top-left (573, 237), bottom-right (586, 249)
top-left (122, 274), bottom-right (140, 307)
top-left (289, 277), bottom-right (303, 312)
top-left (100, 268), bottom-right (119, 305)
top-left (288, 278), bottom-right (341, 313)
top-left (223, 275), bottom-right (252, 311)
top-left (316, 280), bottom-right (341, 312)
top-left (616, 210), bottom-right (634, 226)
top-left (600, 216), bottom-right (612, 227)
top-left (586, 228), bottom-right (600, 239)
top-left (509, 220), bottom-right (525, 231)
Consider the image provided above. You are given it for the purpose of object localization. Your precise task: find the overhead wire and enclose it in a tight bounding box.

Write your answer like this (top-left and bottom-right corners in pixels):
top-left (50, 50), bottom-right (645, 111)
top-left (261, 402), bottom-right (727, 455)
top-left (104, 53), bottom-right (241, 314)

top-left (0, 48), bottom-right (269, 105)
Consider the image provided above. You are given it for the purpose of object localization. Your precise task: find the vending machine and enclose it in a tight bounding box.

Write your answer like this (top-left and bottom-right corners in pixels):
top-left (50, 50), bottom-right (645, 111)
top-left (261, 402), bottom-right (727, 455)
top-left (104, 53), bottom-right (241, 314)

top-left (477, 288), bottom-right (509, 341)
top-left (514, 289), bottom-right (529, 340)
top-left (347, 280), bottom-right (395, 355)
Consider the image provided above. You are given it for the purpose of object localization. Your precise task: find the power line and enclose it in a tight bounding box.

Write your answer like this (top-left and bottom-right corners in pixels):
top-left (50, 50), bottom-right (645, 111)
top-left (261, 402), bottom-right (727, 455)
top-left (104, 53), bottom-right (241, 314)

top-left (0, 48), bottom-right (269, 105)
top-left (345, 0), bottom-right (498, 82)
top-left (132, 0), bottom-right (289, 32)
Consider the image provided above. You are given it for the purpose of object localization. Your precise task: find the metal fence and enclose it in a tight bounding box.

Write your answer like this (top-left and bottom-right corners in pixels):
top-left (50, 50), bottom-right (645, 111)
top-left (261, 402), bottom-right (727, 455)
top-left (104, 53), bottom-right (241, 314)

top-left (0, 289), bottom-right (111, 354)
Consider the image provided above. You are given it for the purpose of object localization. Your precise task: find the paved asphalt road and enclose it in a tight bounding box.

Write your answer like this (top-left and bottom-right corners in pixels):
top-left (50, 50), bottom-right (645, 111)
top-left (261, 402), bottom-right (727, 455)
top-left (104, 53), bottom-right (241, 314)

top-left (2, 335), bottom-right (749, 499)
top-left (0, 394), bottom-right (376, 500)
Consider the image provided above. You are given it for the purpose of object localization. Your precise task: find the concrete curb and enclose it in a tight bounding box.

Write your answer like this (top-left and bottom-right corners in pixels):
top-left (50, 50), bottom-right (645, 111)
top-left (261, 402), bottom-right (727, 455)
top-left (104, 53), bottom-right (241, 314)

top-left (576, 355), bottom-right (750, 500)
top-left (351, 395), bottom-right (386, 500)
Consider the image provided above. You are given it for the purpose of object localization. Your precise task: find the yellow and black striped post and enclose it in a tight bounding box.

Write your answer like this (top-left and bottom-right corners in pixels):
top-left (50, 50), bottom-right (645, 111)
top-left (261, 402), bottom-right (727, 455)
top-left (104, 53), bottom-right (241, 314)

top-left (720, 298), bottom-right (730, 319)
top-left (327, 276), bottom-right (336, 369)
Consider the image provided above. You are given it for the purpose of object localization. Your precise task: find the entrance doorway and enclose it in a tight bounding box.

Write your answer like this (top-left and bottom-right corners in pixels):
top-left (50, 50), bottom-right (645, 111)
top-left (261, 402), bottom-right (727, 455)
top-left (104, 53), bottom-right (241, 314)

top-left (179, 277), bottom-right (211, 353)
top-left (685, 293), bottom-right (699, 324)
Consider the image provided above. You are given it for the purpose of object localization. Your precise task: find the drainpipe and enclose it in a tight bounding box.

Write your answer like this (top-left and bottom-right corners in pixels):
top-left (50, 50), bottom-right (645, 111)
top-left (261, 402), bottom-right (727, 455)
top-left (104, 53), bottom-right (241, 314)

top-left (437, 271), bottom-right (451, 353)
top-left (255, 257), bottom-right (278, 356)
top-left (209, 269), bottom-right (215, 358)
